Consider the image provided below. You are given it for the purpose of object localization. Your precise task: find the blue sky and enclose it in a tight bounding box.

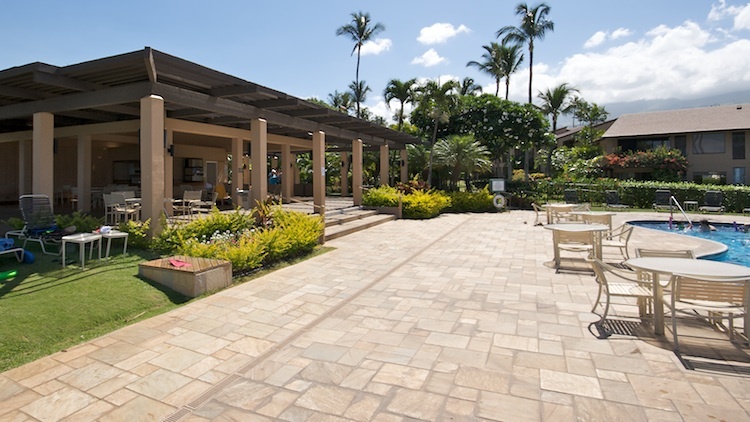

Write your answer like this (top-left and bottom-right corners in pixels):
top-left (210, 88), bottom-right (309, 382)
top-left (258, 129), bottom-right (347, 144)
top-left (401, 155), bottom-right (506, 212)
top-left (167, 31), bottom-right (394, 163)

top-left (2, 0), bottom-right (750, 125)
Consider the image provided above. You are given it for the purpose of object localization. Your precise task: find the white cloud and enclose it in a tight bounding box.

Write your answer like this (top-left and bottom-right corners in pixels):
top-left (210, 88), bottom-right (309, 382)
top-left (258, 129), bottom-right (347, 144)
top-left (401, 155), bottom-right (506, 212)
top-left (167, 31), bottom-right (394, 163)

top-left (411, 49), bottom-right (446, 67)
top-left (584, 28), bottom-right (632, 48)
top-left (539, 20), bottom-right (750, 105)
top-left (417, 23), bottom-right (470, 45)
top-left (735, 4), bottom-right (750, 30)
top-left (360, 38), bottom-right (392, 56)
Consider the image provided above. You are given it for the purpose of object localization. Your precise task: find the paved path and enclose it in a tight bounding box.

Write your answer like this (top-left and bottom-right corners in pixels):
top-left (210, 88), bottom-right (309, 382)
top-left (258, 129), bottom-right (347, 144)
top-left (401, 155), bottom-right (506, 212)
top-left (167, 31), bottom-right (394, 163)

top-left (2, 211), bottom-right (750, 421)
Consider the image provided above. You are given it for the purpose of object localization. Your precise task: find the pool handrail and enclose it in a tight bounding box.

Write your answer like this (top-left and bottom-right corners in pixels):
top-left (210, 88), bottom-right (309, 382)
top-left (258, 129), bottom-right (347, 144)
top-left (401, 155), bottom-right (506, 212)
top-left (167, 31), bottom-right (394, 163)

top-left (670, 196), bottom-right (692, 228)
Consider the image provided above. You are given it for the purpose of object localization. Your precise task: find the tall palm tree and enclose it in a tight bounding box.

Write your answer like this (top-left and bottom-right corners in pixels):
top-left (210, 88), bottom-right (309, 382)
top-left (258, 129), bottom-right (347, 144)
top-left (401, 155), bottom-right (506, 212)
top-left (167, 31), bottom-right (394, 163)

top-left (538, 83), bottom-right (578, 176)
top-left (328, 90), bottom-right (354, 115)
top-left (498, 41), bottom-right (524, 100)
top-left (434, 134), bottom-right (491, 191)
top-left (497, 2), bottom-right (554, 104)
top-left (459, 77), bottom-right (483, 96)
top-left (348, 80), bottom-right (371, 118)
top-left (383, 78), bottom-right (417, 131)
top-left (466, 43), bottom-right (504, 96)
top-left (336, 11), bottom-right (385, 118)
top-left (417, 79), bottom-right (459, 187)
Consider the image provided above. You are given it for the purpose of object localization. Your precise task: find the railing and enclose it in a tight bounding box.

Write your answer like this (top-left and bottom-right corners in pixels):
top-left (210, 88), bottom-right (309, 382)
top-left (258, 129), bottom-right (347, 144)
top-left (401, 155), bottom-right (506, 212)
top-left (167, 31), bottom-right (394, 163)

top-left (669, 195), bottom-right (692, 228)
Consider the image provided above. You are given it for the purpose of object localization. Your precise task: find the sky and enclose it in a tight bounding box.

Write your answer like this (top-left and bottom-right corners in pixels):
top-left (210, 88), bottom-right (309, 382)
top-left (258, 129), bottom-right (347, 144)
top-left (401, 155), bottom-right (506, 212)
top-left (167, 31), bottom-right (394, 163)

top-left (2, 0), bottom-right (750, 127)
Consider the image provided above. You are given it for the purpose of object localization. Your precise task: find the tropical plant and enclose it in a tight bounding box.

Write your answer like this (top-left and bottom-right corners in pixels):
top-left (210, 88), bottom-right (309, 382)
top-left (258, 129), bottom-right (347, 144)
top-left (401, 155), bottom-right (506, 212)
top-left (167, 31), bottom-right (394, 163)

top-left (459, 77), bottom-right (483, 96)
top-left (497, 2), bottom-right (555, 104)
top-left (383, 78), bottom-right (417, 131)
top-left (537, 82), bottom-right (579, 176)
top-left (414, 79), bottom-right (460, 187)
top-left (433, 134), bottom-right (491, 191)
top-left (497, 41), bottom-right (524, 100)
top-left (466, 43), bottom-right (505, 96)
top-left (327, 90), bottom-right (354, 115)
top-left (336, 11), bottom-right (385, 118)
top-left (349, 80), bottom-right (372, 119)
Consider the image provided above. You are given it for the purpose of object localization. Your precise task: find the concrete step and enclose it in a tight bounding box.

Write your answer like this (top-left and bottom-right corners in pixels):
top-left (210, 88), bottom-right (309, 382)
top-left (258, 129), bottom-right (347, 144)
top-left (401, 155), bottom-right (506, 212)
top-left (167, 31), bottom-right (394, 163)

top-left (324, 213), bottom-right (396, 241)
top-left (324, 208), bottom-right (379, 227)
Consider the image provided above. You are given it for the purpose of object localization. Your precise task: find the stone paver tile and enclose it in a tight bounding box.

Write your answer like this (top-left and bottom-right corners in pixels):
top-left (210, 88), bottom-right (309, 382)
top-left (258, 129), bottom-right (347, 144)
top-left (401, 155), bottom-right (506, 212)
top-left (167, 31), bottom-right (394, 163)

top-left (540, 369), bottom-right (602, 399)
top-left (343, 394), bottom-right (383, 422)
top-left (294, 385), bottom-right (356, 416)
top-left (64, 399), bottom-right (115, 422)
top-left (493, 333), bottom-right (539, 352)
top-left (371, 363), bottom-right (429, 390)
top-left (256, 390), bottom-right (299, 418)
top-left (386, 388), bottom-right (444, 421)
top-left (477, 390), bottom-right (542, 422)
top-left (628, 373), bottom-right (702, 404)
top-left (99, 394), bottom-right (175, 422)
top-left (299, 361), bottom-right (352, 385)
top-left (226, 336), bottom-right (275, 357)
top-left (0, 390), bottom-right (41, 419)
top-left (127, 368), bottom-right (192, 400)
top-left (103, 388), bottom-right (139, 406)
top-left (301, 342), bottom-right (349, 362)
top-left (454, 366), bottom-right (510, 394)
top-left (542, 402), bottom-right (575, 422)
top-left (87, 372), bottom-right (140, 399)
top-left (162, 378), bottom-right (212, 407)
top-left (57, 361), bottom-right (124, 392)
top-left (573, 396), bottom-right (649, 421)
top-left (87, 341), bottom-right (145, 366)
top-left (21, 386), bottom-right (94, 421)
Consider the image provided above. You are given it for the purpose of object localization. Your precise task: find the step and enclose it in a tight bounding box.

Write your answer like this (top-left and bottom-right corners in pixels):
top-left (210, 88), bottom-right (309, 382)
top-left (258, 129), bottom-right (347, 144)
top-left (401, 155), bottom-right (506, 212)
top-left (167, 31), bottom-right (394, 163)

top-left (324, 213), bottom-right (396, 241)
top-left (325, 209), bottom-right (378, 227)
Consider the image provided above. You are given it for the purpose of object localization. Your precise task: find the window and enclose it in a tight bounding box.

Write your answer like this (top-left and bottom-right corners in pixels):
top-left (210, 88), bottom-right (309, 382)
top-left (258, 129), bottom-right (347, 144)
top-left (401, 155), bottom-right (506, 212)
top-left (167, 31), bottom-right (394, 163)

top-left (693, 132), bottom-right (725, 154)
top-left (693, 171), bottom-right (726, 184)
top-left (675, 135), bottom-right (687, 157)
top-left (734, 167), bottom-right (746, 185)
top-left (618, 137), bottom-right (669, 153)
top-left (733, 132), bottom-right (746, 159)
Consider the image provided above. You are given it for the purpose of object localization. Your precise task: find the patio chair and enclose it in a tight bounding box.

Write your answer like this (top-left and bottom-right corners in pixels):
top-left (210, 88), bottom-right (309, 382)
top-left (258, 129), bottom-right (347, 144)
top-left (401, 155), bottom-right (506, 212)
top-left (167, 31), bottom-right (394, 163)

top-left (653, 189), bottom-right (673, 212)
top-left (192, 192), bottom-right (218, 215)
top-left (554, 229), bottom-right (595, 273)
top-left (665, 274), bottom-right (748, 352)
top-left (581, 212), bottom-right (613, 231)
top-left (633, 248), bottom-right (696, 313)
top-left (698, 190), bottom-right (725, 214)
top-left (174, 190), bottom-right (203, 220)
top-left (590, 257), bottom-right (653, 327)
top-left (17, 194), bottom-right (70, 255)
top-left (0, 238), bottom-right (24, 262)
top-left (601, 224), bottom-right (633, 260)
top-left (563, 188), bottom-right (579, 204)
top-left (604, 190), bottom-right (630, 210)
top-left (531, 203), bottom-right (544, 226)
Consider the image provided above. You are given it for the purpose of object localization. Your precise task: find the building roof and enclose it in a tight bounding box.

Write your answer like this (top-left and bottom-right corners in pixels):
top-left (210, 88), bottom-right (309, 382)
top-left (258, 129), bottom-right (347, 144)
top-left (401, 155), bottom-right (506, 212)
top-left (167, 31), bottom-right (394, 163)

top-left (0, 47), bottom-right (422, 148)
top-left (602, 103), bottom-right (750, 138)
top-left (554, 120), bottom-right (615, 145)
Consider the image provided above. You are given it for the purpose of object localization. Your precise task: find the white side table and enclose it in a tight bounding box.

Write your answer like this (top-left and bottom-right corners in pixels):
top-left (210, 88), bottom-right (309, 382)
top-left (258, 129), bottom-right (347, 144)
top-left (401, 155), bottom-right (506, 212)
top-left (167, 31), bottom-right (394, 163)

top-left (62, 233), bottom-right (102, 270)
top-left (683, 200), bottom-right (698, 212)
top-left (101, 230), bottom-right (129, 258)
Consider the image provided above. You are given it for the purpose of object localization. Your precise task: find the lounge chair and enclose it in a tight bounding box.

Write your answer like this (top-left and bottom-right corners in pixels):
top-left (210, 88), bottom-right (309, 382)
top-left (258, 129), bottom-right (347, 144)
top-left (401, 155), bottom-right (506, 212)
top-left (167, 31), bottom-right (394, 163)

top-left (17, 194), bottom-right (70, 255)
top-left (0, 238), bottom-right (24, 262)
top-left (698, 190), bottom-right (725, 214)
top-left (652, 189), bottom-right (673, 212)
top-left (563, 189), bottom-right (579, 204)
top-left (604, 190), bottom-right (629, 210)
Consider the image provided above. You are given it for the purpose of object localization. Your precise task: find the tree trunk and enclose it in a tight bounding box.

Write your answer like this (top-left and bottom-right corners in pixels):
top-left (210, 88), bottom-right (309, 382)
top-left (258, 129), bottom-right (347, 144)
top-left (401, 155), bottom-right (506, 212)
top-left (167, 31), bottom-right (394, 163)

top-left (524, 149), bottom-right (530, 182)
top-left (507, 149), bottom-right (514, 180)
top-left (426, 119), bottom-right (439, 187)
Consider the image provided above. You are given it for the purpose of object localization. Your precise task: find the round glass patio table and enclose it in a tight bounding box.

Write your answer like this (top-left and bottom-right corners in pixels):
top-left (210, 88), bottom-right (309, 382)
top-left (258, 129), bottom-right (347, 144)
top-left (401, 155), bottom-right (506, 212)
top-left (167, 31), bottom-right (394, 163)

top-left (625, 257), bottom-right (750, 336)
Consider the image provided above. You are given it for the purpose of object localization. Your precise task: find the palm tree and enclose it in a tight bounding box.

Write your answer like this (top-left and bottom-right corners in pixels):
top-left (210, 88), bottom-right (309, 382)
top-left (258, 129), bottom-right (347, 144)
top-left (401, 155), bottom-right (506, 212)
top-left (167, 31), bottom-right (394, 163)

top-left (383, 78), bottom-right (417, 131)
top-left (497, 2), bottom-right (554, 104)
top-left (417, 79), bottom-right (459, 187)
top-left (328, 90), bottom-right (354, 115)
top-left (498, 41), bottom-right (524, 100)
top-left (459, 77), bottom-right (483, 96)
top-left (466, 43), bottom-right (504, 96)
top-left (538, 83), bottom-right (578, 176)
top-left (336, 11), bottom-right (385, 118)
top-left (348, 81), bottom-right (371, 119)
top-left (434, 134), bottom-right (491, 191)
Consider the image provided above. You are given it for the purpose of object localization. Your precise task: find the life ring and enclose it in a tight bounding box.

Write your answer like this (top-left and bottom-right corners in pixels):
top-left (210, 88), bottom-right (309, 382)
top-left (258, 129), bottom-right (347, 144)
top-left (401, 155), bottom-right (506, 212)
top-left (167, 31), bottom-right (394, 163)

top-left (493, 194), bottom-right (506, 209)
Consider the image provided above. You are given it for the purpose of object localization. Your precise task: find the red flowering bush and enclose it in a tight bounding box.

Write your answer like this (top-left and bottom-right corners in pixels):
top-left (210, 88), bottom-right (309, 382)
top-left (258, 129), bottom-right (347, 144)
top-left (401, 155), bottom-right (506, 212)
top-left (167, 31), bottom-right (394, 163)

top-left (601, 147), bottom-right (687, 181)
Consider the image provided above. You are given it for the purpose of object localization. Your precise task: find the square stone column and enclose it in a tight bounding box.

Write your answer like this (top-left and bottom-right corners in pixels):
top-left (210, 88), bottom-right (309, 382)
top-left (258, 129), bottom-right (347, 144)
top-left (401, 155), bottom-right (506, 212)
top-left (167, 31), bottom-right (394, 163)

top-left (231, 137), bottom-right (244, 207)
top-left (281, 144), bottom-right (293, 202)
top-left (312, 131), bottom-right (325, 215)
top-left (340, 151), bottom-right (349, 196)
top-left (140, 95), bottom-right (165, 236)
top-left (352, 139), bottom-right (363, 206)
top-left (251, 118), bottom-right (268, 207)
top-left (32, 112), bottom-right (54, 201)
top-left (380, 144), bottom-right (389, 186)
top-left (164, 129), bottom-right (174, 214)
top-left (77, 134), bottom-right (92, 212)
top-left (400, 149), bottom-right (409, 183)
top-left (18, 140), bottom-right (30, 196)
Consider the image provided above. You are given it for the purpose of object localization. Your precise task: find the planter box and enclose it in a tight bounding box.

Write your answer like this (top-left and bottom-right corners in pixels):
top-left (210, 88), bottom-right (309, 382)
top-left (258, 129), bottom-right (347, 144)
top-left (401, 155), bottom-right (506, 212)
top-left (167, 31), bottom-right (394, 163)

top-left (139, 255), bottom-right (232, 298)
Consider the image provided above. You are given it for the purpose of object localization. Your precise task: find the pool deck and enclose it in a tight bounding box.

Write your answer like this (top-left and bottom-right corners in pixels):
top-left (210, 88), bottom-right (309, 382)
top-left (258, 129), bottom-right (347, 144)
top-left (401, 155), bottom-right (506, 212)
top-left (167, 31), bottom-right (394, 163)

top-left (3, 210), bottom-right (750, 421)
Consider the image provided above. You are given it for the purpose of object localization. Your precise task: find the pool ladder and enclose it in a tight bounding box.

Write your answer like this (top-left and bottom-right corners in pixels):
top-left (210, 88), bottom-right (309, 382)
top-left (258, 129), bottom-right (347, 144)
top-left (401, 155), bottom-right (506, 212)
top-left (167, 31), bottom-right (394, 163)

top-left (670, 196), bottom-right (692, 228)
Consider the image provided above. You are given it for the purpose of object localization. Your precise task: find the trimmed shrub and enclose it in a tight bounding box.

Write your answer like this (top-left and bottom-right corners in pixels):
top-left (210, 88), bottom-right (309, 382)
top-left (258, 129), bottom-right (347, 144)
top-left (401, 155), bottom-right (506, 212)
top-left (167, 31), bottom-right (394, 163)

top-left (253, 211), bottom-right (324, 263)
top-left (363, 185), bottom-right (401, 207)
top-left (445, 188), bottom-right (495, 212)
top-left (402, 190), bottom-right (451, 219)
top-left (56, 211), bottom-right (103, 233)
top-left (116, 219), bottom-right (151, 250)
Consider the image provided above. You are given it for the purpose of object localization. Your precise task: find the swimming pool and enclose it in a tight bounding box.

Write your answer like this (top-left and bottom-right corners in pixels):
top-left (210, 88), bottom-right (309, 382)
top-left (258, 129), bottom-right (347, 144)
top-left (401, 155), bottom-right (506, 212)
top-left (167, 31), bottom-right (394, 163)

top-left (629, 220), bottom-right (750, 267)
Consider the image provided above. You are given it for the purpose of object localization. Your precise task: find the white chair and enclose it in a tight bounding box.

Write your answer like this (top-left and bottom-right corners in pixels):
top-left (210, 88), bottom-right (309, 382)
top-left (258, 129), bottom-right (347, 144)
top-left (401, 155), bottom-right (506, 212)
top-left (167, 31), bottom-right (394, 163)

top-left (531, 203), bottom-right (543, 226)
top-left (591, 257), bottom-right (654, 327)
top-left (109, 193), bottom-right (139, 223)
top-left (601, 225), bottom-right (633, 260)
top-left (582, 213), bottom-right (612, 231)
top-left (554, 229), bottom-right (595, 273)
top-left (665, 274), bottom-right (749, 351)
top-left (174, 190), bottom-right (203, 220)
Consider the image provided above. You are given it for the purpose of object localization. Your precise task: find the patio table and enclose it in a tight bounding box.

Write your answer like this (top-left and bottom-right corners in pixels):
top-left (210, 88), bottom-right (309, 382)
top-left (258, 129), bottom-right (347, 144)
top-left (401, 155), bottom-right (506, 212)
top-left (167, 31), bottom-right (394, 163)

top-left (62, 233), bottom-right (102, 270)
top-left (625, 257), bottom-right (750, 336)
top-left (545, 223), bottom-right (609, 270)
top-left (541, 203), bottom-right (578, 224)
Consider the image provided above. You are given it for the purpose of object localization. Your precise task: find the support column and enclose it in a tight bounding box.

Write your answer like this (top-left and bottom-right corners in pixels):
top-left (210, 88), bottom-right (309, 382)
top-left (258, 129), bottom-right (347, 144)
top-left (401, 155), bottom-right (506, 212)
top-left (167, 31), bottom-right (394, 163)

top-left (251, 118), bottom-right (268, 207)
top-left (352, 139), bottom-right (363, 206)
top-left (164, 129), bottom-right (174, 214)
top-left (340, 151), bottom-right (349, 196)
top-left (18, 140), bottom-right (30, 196)
top-left (231, 137), bottom-right (244, 207)
top-left (140, 95), bottom-right (165, 236)
top-left (400, 148), bottom-right (409, 183)
top-left (379, 144), bottom-right (389, 186)
top-left (77, 134), bottom-right (92, 212)
top-left (281, 144), bottom-right (293, 202)
top-left (312, 131), bottom-right (325, 215)
top-left (32, 112), bottom-right (54, 201)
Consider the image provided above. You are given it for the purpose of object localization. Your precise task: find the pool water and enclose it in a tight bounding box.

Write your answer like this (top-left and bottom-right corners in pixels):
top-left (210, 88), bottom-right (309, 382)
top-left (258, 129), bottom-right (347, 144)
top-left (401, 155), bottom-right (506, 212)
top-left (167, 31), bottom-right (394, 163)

top-left (629, 220), bottom-right (750, 267)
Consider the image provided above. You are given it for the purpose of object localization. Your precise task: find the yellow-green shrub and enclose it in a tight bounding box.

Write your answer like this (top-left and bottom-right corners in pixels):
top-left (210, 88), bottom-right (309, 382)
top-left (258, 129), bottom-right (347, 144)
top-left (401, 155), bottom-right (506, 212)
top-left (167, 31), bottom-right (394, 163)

top-left (446, 188), bottom-right (494, 212)
top-left (402, 190), bottom-right (451, 219)
top-left (253, 211), bottom-right (324, 263)
top-left (363, 185), bottom-right (401, 207)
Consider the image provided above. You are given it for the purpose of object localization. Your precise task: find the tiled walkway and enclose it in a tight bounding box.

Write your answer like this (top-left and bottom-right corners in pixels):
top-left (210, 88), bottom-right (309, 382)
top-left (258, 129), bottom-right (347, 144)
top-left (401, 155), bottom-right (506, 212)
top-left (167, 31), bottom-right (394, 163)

top-left (3, 211), bottom-right (750, 421)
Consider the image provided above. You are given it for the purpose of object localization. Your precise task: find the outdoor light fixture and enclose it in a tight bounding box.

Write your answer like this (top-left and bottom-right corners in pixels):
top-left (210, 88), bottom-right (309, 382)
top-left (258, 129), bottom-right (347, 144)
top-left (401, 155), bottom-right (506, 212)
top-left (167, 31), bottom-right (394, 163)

top-left (167, 144), bottom-right (174, 157)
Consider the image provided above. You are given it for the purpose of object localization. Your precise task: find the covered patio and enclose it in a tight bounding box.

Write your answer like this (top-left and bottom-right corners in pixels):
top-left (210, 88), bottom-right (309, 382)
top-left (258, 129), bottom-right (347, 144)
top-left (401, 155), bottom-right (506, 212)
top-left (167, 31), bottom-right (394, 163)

top-left (0, 48), bottom-right (421, 234)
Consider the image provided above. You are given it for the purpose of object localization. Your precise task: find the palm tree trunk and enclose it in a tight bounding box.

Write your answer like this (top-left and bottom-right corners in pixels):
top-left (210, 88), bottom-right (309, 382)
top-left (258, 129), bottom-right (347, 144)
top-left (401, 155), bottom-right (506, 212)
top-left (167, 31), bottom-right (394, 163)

top-left (495, 79), bottom-right (500, 97)
top-left (505, 78), bottom-right (510, 101)
top-left (527, 44), bottom-right (534, 104)
top-left (507, 149), bottom-right (514, 180)
top-left (356, 47), bottom-right (362, 118)
top-left (427, 119), bottom-right (439, 187)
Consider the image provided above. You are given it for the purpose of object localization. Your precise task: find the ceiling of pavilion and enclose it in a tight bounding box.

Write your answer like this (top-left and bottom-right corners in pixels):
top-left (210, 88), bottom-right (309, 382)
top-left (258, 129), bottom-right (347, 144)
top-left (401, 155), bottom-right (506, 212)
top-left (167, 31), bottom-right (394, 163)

top-left (0, 47), bottom-right (422, 148)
